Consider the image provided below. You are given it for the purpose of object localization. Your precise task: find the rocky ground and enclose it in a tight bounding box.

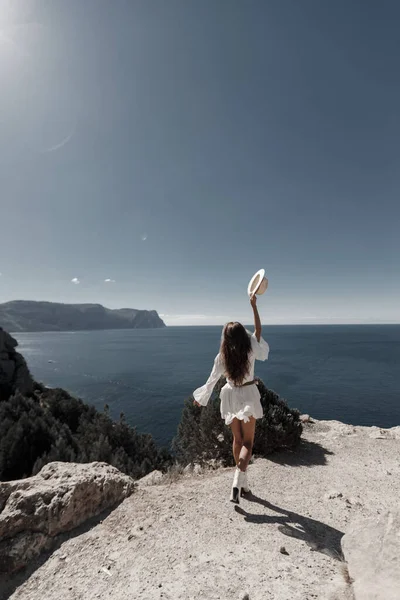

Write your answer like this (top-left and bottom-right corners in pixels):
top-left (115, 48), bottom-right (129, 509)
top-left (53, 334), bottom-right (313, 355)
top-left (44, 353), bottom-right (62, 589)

top-left (2, 420), bottom-right (400, 600)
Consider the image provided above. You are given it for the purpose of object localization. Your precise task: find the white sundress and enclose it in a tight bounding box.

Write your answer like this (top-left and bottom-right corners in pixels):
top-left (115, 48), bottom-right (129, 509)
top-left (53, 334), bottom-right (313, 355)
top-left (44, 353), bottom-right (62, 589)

top-left (193, 332), bottom-right (269, 425)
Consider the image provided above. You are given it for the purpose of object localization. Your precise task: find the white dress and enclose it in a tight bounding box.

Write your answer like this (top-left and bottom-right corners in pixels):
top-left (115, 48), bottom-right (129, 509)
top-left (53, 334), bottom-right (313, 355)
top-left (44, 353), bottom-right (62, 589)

top-left (193, 332), bottom-right (269, 425)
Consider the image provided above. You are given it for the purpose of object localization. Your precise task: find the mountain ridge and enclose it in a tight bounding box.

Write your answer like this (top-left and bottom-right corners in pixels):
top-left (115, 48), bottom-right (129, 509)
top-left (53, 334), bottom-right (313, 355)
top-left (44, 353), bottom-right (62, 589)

top-left (0, 300), bottom-right (166, 332)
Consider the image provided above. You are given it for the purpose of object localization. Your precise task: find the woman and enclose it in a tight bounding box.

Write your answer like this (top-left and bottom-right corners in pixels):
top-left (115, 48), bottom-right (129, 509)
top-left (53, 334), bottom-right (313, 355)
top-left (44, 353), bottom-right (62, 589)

top-left (193, 294), bottom-right (269, 504)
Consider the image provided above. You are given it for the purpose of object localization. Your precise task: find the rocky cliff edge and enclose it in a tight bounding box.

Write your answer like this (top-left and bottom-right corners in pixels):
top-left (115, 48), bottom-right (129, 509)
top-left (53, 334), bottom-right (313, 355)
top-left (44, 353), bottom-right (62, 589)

top-left (1, 419), bottom-right (399, 600)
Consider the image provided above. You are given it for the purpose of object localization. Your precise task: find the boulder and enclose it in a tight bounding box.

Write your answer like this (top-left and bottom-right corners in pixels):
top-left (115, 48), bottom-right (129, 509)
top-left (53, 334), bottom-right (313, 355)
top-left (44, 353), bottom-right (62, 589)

top-left (300, 414), bottom-right (314, 423)
top-left (0, 461), bottom-right (135, 574)
top-left (136, 470), bottom-right (163, 487)
top-left (193, 463), bottom-right (203, 475)
top-left (341, 510), bottom-right (400, 600)
top-left (388, 426), bottom-right (400, 440)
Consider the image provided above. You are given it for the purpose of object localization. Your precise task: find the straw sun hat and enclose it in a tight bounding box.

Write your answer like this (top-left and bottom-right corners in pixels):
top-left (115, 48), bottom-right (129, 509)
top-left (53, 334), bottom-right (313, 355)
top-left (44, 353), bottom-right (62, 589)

top-left (247, 269), bottom-right (268, 297)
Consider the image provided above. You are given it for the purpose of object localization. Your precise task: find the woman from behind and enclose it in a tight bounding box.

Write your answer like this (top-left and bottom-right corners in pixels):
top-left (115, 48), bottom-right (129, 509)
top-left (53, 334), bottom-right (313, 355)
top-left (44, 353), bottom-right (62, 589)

top-left (193, 294), bottom-right (269, 503)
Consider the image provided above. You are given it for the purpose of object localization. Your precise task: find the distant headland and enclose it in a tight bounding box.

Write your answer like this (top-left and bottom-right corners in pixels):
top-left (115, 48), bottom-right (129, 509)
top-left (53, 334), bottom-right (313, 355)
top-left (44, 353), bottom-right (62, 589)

top-left (0, 300), bottom-right (166, 332)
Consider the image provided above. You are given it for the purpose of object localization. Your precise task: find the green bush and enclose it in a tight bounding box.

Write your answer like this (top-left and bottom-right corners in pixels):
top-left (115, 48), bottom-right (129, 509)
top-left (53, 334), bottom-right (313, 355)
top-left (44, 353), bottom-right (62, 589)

top-left (0, 392), bottom-right (75, 481)
top-left (172, 377), bottom-right (302, 466)
top-left (0, 386), bottom-right (172, 482)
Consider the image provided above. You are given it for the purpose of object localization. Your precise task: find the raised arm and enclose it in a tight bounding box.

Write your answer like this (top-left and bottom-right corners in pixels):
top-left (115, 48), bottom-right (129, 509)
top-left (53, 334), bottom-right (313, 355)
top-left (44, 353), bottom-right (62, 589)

top-left (250, 293), bottom-right (262, 342)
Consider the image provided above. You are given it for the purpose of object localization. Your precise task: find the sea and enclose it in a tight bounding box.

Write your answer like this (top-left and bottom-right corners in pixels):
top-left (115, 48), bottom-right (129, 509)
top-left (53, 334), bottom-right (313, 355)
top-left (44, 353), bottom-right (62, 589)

top-left (14, 325), bottom-right (400, 448)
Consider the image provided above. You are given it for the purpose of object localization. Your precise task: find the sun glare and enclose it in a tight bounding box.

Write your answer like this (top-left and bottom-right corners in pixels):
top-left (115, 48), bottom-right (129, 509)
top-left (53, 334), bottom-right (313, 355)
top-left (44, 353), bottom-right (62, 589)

top-left (0, 0), bottom-right (15, 28)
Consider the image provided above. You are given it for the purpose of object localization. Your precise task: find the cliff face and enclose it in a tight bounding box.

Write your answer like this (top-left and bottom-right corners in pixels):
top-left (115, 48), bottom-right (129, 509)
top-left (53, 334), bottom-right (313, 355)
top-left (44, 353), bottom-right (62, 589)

top-left (0, 328), bottom-right (34, 400)
top-left (0, 301), bottom-right (166, 332)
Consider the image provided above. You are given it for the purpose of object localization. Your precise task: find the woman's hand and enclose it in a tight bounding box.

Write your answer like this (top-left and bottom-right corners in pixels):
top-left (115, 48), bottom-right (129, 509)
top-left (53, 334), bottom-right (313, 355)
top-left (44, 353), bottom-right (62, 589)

top-left (250, 293), bottom-right (257, 308)
top-left (193, 400), bottom-right (201, 407)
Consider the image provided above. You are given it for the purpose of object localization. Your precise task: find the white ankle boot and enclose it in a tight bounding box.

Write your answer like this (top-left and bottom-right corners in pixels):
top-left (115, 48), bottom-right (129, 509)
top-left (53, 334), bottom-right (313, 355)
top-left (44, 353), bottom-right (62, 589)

top-left (241, 471), bottom-right (251, 495)
top-left (230, 468), bottom-right (244, 504)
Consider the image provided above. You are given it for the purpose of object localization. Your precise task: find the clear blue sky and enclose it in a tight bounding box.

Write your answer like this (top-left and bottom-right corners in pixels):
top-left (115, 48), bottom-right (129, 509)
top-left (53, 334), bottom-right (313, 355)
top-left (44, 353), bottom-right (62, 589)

top-left (1, 0), bottom-right (399, 325)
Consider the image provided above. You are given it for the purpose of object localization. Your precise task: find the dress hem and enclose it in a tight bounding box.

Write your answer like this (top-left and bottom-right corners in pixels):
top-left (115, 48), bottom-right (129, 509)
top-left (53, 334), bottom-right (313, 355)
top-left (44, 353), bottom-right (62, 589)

top-left (223, 410), bottom-right (263, 425)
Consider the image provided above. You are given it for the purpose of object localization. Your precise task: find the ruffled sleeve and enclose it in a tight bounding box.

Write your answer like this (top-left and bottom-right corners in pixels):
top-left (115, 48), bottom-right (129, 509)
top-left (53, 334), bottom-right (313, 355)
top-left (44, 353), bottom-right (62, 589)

top-left (250, 332), bottom-right (269, 361)
top-left (193, 353), bottom-right (224, 407)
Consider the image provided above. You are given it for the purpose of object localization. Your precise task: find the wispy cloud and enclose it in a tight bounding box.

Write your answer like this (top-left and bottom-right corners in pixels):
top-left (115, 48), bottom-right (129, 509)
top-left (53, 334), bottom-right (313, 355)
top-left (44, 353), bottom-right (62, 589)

top-left (41, 131), bottom-right (74, 154)
top-left (160, 313), bottom-right (234, 322)
top-left (161, 314), bottom-right (232, 326)
top-left (159, 314), bottom-right (208, 319)
top-left (71, 277), bottom-right (80, 285)
top-left (104, 278), bottom-right (116, 283)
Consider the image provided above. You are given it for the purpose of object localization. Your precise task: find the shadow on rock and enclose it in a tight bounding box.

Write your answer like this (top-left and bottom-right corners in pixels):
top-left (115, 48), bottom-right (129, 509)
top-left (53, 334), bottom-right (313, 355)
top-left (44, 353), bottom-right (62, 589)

top-left (235, 493), bottom-right (343, 560)
top-left (0, 505), bottom-right (116, 600)
top-left (267, 439), bottom-right (334, 468)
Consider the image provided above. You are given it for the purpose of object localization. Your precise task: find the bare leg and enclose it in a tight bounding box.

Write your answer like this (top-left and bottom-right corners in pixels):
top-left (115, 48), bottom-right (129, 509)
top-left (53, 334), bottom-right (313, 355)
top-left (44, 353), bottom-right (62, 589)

top-left (237, 417), bottom-right (256, 472)
top-left (230, 418), bottom-right (243, 466)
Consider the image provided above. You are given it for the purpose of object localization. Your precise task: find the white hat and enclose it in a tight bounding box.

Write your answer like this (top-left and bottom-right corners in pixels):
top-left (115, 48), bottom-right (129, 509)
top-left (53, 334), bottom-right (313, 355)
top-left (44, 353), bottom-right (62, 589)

top-left (247, 269), bottom-right (268, 297)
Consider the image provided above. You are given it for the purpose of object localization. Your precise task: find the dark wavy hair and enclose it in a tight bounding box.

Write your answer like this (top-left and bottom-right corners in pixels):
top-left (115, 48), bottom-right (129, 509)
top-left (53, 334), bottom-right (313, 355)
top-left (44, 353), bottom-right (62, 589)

top-left (220, 322), bottom-right (251, 386)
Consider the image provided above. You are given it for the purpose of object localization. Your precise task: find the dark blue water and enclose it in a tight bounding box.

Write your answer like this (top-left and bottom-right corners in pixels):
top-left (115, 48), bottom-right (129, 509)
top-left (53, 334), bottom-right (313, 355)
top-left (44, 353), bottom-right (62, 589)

top-left (14, 325), bottom-right (400, 447)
